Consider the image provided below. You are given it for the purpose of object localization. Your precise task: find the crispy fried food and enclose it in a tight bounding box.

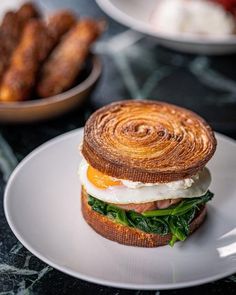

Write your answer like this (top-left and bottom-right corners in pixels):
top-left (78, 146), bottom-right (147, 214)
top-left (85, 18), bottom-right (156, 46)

top-left (17, 2), bottom-right (40, 22)
top-left (0, 2), bottom-right (39, 81)
top-left (0, 12), bottom-right (21, 77)
top-left (0, 12), bottom-right (21, 50)
top-left (0, 20), bottom-right (51, 102)
top-left (47, 10), bottom-right (77, 42)
top-left (0, 8), bottom-right (79, 102)
top-left (35, 11), bottom-right (77, 64)
top-left (37, 19), bottom-right (102, 98)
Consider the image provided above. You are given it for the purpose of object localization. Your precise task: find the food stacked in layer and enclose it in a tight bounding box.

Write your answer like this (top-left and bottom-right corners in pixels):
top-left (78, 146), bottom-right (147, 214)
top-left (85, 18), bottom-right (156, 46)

top-left (79, 100), bottom-right (217, 247)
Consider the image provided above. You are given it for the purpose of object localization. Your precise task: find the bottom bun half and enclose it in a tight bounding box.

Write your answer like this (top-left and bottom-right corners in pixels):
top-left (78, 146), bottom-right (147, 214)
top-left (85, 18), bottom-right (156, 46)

top-left (81, 187), bottom-right (207, 247)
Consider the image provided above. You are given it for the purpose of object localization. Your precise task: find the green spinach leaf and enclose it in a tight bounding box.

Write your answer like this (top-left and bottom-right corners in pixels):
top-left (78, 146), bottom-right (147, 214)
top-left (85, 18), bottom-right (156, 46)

top-left (142, 191), bottom-right (213, 217)
top-left (87, 190), bottom-right (213, 247)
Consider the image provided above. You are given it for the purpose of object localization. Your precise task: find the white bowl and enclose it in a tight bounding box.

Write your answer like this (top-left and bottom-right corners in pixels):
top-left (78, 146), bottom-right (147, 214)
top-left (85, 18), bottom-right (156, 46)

top-left (96, 0), bottom-right (236, 55)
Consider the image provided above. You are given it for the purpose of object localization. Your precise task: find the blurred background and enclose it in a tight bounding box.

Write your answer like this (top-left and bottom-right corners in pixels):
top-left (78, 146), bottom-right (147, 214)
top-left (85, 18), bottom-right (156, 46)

top-left (0, 0), bottom-right (235, 155)
top-left (0, 0), bottom-right (236, 294)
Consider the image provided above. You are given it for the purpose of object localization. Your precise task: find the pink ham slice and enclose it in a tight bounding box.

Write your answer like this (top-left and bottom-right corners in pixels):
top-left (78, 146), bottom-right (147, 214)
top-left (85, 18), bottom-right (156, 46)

top-left (115, 198), bottom-right (182, 214)
top-left (156, 198), bottom-right (182, 209)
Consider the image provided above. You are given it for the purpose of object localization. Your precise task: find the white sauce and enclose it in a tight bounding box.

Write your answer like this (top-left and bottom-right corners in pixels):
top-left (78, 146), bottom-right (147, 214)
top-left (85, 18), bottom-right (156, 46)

top-left (121, 175), bottom-right (198, 190)
top-left (150, 0), bottom-right (235, 37)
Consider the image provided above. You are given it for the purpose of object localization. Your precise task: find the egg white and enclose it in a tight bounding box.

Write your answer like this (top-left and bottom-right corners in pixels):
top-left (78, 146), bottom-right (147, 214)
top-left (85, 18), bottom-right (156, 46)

top-left (79, 159), bottom-right (211, 204)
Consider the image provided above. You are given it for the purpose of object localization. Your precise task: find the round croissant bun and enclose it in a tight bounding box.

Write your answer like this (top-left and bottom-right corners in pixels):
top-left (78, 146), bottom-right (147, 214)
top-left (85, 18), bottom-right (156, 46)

top-left (82, 100), bottom-right (216, 183)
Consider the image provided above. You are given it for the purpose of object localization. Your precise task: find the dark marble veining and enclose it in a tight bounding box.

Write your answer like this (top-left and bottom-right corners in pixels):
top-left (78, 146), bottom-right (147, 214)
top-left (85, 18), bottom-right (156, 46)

top-left (0, 0), bottom-right (236, 294)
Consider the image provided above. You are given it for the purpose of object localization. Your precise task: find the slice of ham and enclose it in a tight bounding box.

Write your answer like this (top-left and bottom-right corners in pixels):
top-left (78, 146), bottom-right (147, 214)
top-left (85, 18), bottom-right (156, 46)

top-left (115, 202), bottom-right (156, 213)
top-left (115, 198), bottom-right (182, 214)
top-left (156, 198), bottom-right (182, 209)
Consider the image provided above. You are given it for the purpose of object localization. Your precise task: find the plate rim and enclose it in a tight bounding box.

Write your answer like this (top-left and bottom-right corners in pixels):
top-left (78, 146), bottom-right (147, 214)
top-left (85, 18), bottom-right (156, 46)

top-left (96, 0), bottom-right (236, 45)
top-left (4, 128), bottom-right (236, 290)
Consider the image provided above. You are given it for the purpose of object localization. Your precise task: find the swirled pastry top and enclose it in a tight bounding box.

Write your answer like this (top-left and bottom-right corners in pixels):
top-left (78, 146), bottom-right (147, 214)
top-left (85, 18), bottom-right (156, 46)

top-left (81, 100), bottom-right (217, 183)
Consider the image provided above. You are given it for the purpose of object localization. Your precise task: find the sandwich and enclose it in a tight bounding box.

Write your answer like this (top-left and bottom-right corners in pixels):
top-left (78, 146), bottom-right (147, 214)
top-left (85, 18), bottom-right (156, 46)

top-left (79, 100), bottom-right (217, 247)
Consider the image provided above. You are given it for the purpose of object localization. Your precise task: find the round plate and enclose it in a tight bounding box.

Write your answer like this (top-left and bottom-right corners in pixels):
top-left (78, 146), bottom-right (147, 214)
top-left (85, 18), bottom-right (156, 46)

top-left (4, 128), bottom-right (236, 290)
top-left (0, 56), bottom-right (101, 123)
top-left (96, 0), bottom-right (236, 55)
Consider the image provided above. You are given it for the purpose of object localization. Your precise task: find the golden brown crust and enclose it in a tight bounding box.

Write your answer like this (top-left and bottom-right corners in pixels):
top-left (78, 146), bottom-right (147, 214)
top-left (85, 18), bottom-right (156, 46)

top-left (0, 9), bottom-right (77, 103)
top-left (37, 19), bottom-right (102, 98)
top-left (0, 20), bottom-right (51, 102)
top-left (0, 2), bottom-right (39, 81)
top-left (81, 188), bottom-right (207, 247)
top-left (46, 10), bottom-right (77, 42)
top-left (0, 12), bottom-right (21, 81)
top-left (82, 100), bottom-right (217, 183)
top-left (17, 2), bottom-right (40, 22)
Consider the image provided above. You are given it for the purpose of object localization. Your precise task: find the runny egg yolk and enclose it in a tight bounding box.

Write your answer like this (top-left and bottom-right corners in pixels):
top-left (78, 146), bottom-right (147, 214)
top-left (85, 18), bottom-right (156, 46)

top-left (87, 165), bottom-right (122, 189)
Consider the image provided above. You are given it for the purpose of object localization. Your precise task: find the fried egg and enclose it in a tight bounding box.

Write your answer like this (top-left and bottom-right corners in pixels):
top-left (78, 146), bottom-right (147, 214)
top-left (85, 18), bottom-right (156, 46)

top-left (79, 158), bottom-right (211, 204)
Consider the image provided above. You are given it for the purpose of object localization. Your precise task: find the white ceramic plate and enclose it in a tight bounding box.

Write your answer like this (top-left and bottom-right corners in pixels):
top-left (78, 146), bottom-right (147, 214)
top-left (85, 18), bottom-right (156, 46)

top-left (4, 128), bottom-right (236, 290)
top-left (96, 0), bottom-right (236, 55)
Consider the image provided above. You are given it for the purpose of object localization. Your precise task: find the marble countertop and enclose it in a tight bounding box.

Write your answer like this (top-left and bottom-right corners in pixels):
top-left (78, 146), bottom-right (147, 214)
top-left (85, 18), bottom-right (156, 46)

top-left (0, 0), bottom-right (236, 294)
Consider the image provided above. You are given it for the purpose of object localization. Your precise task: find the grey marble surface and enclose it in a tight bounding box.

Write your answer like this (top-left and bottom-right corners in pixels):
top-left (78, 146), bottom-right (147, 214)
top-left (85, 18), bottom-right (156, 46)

top-left (0, 0), bottom-right (236, 294)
